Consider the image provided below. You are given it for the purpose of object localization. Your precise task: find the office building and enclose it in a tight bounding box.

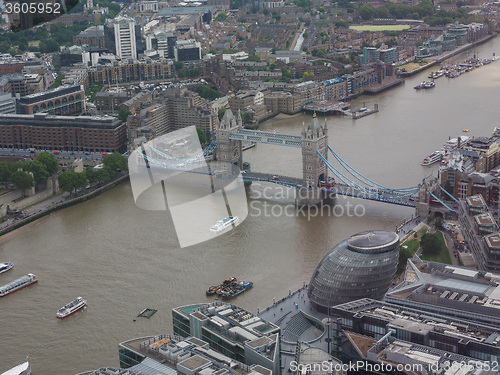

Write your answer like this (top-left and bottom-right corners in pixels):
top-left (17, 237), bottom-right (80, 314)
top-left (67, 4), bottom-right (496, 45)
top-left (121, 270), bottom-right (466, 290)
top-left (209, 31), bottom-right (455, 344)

top-left (114, 17), bottom-right (137, 60)
top-left (308, 230), bottom-right (400, 313)
top-left (172, 302), bottom-right (280, 375)
top-left (74, 26), bottom-right (106, 49)
top-left (0, 113), bottom-right (127, 152)
top-left (18, 85), bottom-right (85, 116)
top-left (80, 334), bottom-right (275, 375)
top-left (330, 297), bottom-right (500, 363)
top-left (174, 40), bottom-right (202, 62)
top-left (0, 93), bottom-right (16, 114)
top-left (459, 194), bottom-right (500, 271)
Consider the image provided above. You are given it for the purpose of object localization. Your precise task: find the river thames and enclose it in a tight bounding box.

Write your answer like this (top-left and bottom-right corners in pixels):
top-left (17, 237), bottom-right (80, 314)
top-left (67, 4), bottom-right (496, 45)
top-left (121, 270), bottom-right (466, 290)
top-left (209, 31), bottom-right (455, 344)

top-left (2, 37), bottom-right (500, 374)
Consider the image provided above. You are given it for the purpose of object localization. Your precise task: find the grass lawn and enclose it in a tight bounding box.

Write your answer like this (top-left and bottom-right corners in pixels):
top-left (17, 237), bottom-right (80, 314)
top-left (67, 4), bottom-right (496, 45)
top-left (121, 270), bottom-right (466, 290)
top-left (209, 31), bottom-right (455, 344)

top-left (398, 226), bottom-right (429, 275)
top-left (350, 25), bottom-right (410, 32)
top-left (398, 62), bottom-right (430, 72)
top-left (420, 231), bottom-right (453, 264)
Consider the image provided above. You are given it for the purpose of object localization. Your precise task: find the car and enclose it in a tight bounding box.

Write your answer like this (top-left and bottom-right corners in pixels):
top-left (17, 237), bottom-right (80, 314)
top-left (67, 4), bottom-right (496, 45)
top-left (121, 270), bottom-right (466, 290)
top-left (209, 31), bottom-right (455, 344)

top-left (272, 175), bottom-right (279, 180)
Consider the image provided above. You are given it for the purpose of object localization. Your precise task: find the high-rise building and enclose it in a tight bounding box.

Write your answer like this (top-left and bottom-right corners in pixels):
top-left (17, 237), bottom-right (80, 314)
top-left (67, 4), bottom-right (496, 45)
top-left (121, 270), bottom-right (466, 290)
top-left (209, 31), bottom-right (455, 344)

top-left (174, 40), bottom-right (201, 62)
top-left (114, 17), bottom-right (137, 60)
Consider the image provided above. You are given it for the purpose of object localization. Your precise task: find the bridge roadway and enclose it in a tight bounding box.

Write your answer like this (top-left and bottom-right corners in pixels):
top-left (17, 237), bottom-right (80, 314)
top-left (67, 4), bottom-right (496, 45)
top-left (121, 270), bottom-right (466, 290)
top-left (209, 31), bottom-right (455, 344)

top-left (243, 171), bottom-right (417, 207)
top-left (229, 129), bottom-right (302, 148)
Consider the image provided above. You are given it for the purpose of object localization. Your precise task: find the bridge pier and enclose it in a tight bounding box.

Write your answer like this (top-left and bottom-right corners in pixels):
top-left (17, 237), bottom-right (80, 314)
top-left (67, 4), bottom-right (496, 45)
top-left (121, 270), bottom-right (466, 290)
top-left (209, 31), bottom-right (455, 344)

top-left (296, 187), bottom-right (331, 207)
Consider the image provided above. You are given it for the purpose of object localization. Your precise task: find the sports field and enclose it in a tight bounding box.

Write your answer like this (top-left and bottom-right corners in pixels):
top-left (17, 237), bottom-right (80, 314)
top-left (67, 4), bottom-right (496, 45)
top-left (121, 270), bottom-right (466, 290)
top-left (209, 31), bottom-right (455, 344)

top-left (350, 25), bottom-right (411, 31)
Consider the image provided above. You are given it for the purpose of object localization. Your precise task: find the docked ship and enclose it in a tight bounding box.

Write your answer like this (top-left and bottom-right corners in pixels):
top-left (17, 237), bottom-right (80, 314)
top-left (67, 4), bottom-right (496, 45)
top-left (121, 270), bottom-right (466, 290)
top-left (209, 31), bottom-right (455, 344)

top-left (421, 151), bottom-right (443, 166)
top-left (206, 277), bottom-right (237, 296)
top-left (210, 216), bottom-right (239, 232)
top-left (442, 136), bottom-right (470, 155)
top-left (0, 261), bottom-right (13, 274)
top-left (2, 360), bottom-right (31, 375)
top-left (221, 281), bottom-right (253, 300)
top-left (56, 296), bottom-right (87, 319)
top-left (0, 274), bottom-right (37, 297)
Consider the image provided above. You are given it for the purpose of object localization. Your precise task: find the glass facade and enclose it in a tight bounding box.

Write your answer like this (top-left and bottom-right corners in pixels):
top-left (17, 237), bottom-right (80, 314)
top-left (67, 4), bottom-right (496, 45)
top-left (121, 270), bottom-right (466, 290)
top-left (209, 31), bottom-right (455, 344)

top-left (308, 231), bottom-right (400, 313)
top-left (119, 346), bottom-right (145, 368)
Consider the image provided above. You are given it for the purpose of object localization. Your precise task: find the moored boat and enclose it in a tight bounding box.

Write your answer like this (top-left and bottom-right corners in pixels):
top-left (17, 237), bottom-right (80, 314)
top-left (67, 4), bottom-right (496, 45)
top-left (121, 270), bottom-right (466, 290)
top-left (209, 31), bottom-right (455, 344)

top-left (210, 216), bottom-right (239, 232)
top-left (0, 261), bottom-right (13, 274)
top-left (2, 360), bottom-right (31, 375)
top-left (56, 296), bottom-right (87, 319)
top-left (0, 274), bottom-right (37, 297)
top-left (220, 281), bottom-right (253, 300)
top-left (206, 277), bottom-right (237, 295)
top-left (421, 151), bottom-right (443, 166)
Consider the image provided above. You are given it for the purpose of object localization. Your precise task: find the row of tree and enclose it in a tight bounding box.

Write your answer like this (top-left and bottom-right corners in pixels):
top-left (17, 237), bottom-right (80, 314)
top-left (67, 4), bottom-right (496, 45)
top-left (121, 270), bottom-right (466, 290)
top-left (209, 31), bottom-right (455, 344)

top-left (0, 153), bottom-right (59, 191)
top-left (57, 153), bottom-right (128, 194)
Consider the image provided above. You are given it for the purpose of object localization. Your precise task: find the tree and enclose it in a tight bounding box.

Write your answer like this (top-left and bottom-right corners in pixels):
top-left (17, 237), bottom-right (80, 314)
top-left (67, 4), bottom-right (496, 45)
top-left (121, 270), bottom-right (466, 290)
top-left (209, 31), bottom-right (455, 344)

top-left (24, 160), bottom-right (49, 182)
top-left (420, 233), bottom-right (442, 256)
top-left (84, 167), bottom-right (99, 184)
top-left (197, 127), bottom-right (207, 144)
top-left (102, 153), bottom-right (128, 172)
top-left (174, 61), bottom-right (184, 70)
top-left (434, 216), bottom-right (443, 230)
top-left (36, 152), bottom-right (58, 175)
top-left (118, 108), bottom-right (132, 122)
top-left (58, 171), bottom-right (88, 194)
top-left (195, 85), bottom-right (222, 101)
top-left (241, 111), bottom-right (253, 123)
top-left (10, 171), bottom-right (35, 193)
top-left (0, 161), bottom-right (13, 186)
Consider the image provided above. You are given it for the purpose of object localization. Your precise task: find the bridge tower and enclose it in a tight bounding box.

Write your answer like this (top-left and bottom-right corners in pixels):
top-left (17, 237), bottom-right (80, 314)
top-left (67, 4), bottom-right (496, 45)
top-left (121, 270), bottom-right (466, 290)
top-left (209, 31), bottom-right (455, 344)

top-left (216, 106), bottom-right (243, 169)
top-left (416, 178), bottom-right (435, 218)
top-left (298, 113), bottom-right (329, 206)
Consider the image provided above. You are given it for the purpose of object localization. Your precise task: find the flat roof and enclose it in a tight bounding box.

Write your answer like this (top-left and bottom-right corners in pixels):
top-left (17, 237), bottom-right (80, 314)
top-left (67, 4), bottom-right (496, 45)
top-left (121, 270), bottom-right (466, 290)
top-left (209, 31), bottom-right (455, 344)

top-left (178, 355), bottom-right (211, 371)
top-left (467, 195), bottom-right (486, 207)
top-left (485, 233), bottom-right (500, 249)
top-left (475, 213), bottom-right (496, 226)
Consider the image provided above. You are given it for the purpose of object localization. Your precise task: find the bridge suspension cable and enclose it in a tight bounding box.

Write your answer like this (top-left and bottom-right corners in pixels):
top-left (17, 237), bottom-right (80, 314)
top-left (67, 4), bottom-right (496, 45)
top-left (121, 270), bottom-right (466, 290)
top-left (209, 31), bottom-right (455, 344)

top-left (429, 191), bottom-right (457, 213)
top-left (318, 151), bottom-right (418, 199)
top-left (327, 146), bottom-right (418, 193)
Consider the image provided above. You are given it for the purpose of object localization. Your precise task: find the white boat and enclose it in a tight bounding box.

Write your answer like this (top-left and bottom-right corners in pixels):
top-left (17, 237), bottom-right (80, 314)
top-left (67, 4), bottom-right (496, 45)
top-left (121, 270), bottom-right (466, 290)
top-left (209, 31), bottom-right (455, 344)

top-left (210, 216), bottom-right (239, 232)
top-left (421, 151), bottom-right (443, 166)
top-left (2, 361), bottom-right (31, 375)
top-left (56, 296), bottom-right (87, 319)
top-left (442, 136), bottom-right (470, 155)
top-left (0, 261), bottom-right (13, 274)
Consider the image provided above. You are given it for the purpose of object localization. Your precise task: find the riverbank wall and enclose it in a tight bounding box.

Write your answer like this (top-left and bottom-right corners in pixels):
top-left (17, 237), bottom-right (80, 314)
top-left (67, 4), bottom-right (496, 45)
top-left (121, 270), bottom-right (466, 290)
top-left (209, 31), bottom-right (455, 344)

top-left (398, 34), bottom-right (497, 77)
top-left (0, 173), bottom-right (130, 237)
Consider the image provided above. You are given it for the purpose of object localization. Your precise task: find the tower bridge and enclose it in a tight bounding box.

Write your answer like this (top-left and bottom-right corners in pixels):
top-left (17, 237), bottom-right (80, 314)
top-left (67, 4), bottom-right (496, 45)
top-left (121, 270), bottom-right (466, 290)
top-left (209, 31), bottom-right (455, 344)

top-left (136, 107), bottom-right (446, 216)
top-left (216, 106), bottom-right (425, 208)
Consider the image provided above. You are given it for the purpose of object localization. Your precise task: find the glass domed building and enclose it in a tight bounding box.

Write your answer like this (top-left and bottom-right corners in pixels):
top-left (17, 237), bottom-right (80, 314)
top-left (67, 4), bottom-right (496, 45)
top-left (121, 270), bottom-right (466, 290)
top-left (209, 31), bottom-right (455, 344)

top-left (308, 230), bottom-right (400, 313)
